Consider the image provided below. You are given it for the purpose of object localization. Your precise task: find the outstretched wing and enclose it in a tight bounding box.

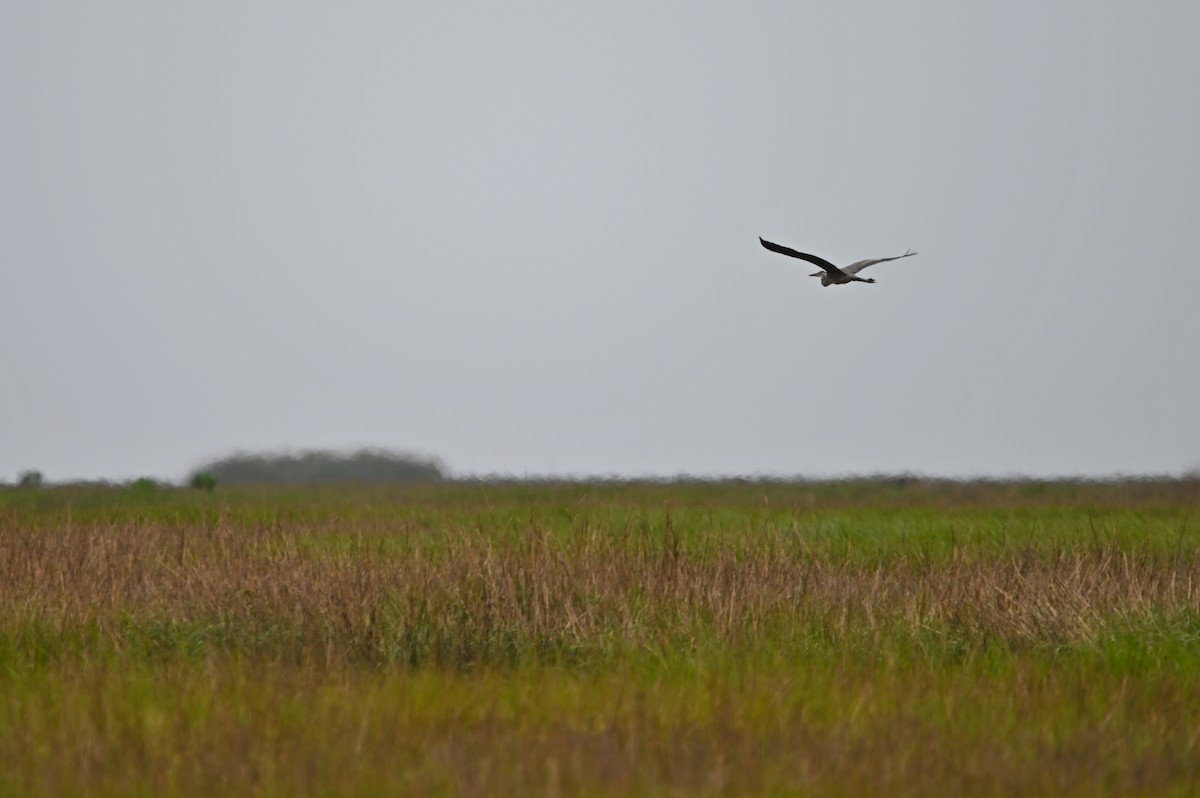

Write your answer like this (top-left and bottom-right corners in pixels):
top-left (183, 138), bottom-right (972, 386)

top-left (842, 249), bottom-right (917, 276)
top-left (758, 238), bottom-right (846, 277)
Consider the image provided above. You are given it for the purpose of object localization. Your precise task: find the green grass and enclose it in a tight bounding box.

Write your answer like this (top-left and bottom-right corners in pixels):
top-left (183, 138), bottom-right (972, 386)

top-left (0, 479), bottom-right (1197, 795)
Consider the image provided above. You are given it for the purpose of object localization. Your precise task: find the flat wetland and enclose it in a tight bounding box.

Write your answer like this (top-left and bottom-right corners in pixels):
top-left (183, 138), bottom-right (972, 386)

top-left (1, 479), bottom-right (1198, 796)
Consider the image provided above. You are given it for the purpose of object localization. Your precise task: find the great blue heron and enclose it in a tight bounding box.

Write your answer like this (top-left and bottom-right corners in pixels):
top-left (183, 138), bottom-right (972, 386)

top-left (759, 238), bottom-right (917, 286)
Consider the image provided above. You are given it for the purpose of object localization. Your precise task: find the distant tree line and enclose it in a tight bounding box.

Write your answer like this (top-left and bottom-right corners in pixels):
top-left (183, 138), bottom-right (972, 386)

top-left (188, 449), bottom-right (446, 486)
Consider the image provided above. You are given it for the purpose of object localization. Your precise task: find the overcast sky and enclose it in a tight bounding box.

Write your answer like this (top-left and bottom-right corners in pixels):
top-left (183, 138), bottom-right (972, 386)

top-left (3, 3), bottom-right (1198, 482)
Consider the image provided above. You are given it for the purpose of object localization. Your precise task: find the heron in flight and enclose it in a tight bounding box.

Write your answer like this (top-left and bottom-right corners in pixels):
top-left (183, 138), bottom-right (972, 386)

top-left (759, 238), bottom-right (917, 286)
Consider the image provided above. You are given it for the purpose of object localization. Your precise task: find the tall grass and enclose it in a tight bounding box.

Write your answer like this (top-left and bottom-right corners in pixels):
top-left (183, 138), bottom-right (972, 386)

top-left (0, 480), bottom-right (1197, 795)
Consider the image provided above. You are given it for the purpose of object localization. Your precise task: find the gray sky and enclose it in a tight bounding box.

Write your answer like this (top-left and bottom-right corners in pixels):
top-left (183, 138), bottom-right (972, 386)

top-left (3, 2), bottom-right (1199, 482)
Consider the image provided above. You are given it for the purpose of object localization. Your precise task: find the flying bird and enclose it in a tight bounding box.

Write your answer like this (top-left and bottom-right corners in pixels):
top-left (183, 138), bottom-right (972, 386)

top-left (759, 237), bottom-right (917, 286)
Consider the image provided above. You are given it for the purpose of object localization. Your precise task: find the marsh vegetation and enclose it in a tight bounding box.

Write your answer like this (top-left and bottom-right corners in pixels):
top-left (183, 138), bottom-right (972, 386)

top-left (1, 479), bottom-right (1197, 795)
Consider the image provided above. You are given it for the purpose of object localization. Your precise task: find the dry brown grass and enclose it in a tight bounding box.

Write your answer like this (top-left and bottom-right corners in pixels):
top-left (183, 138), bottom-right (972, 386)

top-left (2, 510), bottom-right (1197, 664)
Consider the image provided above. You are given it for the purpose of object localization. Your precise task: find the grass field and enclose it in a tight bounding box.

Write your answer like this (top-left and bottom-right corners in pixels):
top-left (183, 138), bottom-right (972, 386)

top-left (1, 479), bottom-right (1198, 796)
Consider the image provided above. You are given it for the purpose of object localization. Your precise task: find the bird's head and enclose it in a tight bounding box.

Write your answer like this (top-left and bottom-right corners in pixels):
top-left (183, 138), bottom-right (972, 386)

top-left (865, 278), bottom-right (876, 284)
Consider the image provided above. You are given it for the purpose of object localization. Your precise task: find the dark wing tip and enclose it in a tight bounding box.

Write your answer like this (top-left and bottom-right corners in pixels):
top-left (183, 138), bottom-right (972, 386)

top-left (759, 237), bottom-right (791, 255)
